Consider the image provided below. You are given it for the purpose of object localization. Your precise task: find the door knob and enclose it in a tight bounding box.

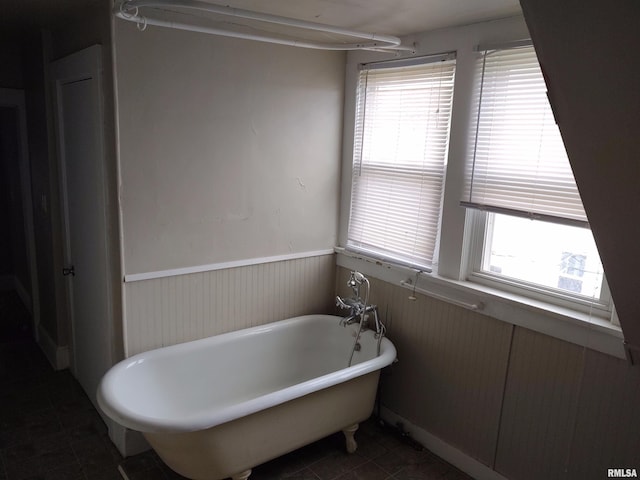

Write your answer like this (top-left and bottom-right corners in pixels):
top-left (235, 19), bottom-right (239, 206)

top-left (63, 266), bottom-right (75, 276)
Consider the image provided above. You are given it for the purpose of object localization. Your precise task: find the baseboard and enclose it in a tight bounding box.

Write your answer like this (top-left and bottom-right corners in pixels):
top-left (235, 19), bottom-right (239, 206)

top-left (117, 465), bottom-right (129, 480)
top-left (37, 323), bottom-right (70, 370)
top-left (379, 406), bottom-right (508, 480)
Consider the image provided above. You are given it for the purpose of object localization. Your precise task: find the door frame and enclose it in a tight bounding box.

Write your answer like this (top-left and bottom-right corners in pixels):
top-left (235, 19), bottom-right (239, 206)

top-left (0, 88), bottom-right (40, 338)
top-left (50, 44), bottom-right (114, 379)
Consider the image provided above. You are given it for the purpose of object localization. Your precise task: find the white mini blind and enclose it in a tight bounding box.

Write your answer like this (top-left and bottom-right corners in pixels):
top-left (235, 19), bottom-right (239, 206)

top-left (462, 45), bottom-right (588, 227)
top-left (347, 58), bottom-right (456, 269)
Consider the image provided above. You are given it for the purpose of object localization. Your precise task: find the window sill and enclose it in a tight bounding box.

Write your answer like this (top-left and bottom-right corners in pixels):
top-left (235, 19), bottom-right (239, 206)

top-left (335, 247), bottom-right (625, 359)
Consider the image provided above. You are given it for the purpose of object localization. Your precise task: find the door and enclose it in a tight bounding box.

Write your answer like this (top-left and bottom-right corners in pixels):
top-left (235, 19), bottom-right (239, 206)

top-left (52, 45), bottom-right (113, 403)
top-left (0, 89), bottom-right (39, 340)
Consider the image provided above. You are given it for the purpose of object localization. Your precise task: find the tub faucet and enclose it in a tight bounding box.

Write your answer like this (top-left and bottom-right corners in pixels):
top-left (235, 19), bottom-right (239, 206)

top-left (337, 271), bottom-right (388, 366)
top-left (336, 295), bottom-right (361, 312)
top-left (336, 271), bottom-right (382, 334)
top-left (336, 297), bottom-right (362, 325)
top-left (339, 303), bottom-right (376, 328)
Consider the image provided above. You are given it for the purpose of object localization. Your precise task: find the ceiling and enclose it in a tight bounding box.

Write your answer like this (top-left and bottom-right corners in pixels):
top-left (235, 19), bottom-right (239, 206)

top-left (1, 0), bottom-right (522, 38)
top-left (196, 0), bottom-right (523, 35)
top-left (0, 0), bottom-right (99, 35)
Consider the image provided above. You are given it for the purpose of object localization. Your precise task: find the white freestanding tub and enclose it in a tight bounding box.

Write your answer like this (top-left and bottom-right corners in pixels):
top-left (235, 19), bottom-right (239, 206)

top-left (97, 314), bottom-right (397, 480)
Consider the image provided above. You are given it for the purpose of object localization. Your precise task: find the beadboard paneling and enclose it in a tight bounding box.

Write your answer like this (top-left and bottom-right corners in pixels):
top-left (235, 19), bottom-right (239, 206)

top-left (336, 267), bottom-right (513, 466)
top-left (567, 349), bottom-right (640, 479)
top-left (495, 327), bottom-right (584, 480)
top-left (125, 254), bottom-right (335, 355)
top-left (337, 267), bottom-right (639, 478)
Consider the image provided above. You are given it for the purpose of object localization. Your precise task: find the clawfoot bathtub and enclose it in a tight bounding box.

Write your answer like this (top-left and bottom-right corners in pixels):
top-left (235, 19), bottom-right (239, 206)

top-left (97, 314), bottom-right (397, 480)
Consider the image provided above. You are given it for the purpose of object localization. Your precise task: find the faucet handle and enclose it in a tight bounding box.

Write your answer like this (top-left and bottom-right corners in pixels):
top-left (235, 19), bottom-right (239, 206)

top-left (336, 296), bottom-right (350, 309)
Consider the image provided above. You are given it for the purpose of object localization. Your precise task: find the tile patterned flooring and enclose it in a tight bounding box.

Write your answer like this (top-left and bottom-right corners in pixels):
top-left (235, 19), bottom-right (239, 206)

top-left (119, 419), bottom-right (474, 480)
top-left (0, 291), bottom-right (473, 480)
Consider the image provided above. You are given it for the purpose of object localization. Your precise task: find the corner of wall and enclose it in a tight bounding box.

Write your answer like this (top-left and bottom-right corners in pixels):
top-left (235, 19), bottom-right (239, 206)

top-left (36, 322), bottom-right (69, 370)
top-left (379, 406), bottom-right (509, 480)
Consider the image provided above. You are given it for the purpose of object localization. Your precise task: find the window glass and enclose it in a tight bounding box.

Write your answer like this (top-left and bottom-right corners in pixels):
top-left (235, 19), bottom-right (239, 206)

top-left (463, 44), bottom-right (610, 311)
top-left (347, 58), bottom-right (456, 269)
top-left (481, 213), bottom-right (605, 300)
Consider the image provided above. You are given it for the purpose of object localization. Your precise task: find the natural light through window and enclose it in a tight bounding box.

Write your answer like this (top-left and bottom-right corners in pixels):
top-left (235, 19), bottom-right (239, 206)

top-left (342, 41), bottom-right (615, 324)
top-left (347, 55), bottom-right (455, 269)
top-left (482, 213), bottom-right (605, 300)
top-left (462, 44), bottom-right (610, 313)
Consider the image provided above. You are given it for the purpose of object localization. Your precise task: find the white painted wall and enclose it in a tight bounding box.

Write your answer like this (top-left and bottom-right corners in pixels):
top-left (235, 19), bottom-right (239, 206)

top-left (113, 20), bottom-right (345, 276)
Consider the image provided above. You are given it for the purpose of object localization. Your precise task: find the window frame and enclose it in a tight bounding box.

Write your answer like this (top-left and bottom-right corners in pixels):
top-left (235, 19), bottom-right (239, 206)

top-left (337, 22), bottom-right (622, 356)
top-left (465, 209), bottom-right (613, 318)
top-left (345, 54), bottom-right (457, 271)
top-left (460, 42), bottom-right (612, 317)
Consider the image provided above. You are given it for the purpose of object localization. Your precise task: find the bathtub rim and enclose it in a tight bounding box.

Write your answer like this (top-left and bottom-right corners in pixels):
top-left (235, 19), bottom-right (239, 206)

top-left (97, 314), bottom-right (397, 433)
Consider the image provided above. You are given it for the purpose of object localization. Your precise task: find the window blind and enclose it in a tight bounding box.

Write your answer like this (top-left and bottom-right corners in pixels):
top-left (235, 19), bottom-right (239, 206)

top-left (462, 45), bottom-right (588, 227)
top-left (347, 58), bottom-right (456, 269)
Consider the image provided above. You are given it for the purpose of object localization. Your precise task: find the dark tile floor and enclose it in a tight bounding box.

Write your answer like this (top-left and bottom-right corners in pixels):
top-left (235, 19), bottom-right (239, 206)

top-left (1, 290), bottom-right (473, 480)
top-left (0, 291), bottom-right (122, 480)
top-left (119, 418), bottom-right (474, 480)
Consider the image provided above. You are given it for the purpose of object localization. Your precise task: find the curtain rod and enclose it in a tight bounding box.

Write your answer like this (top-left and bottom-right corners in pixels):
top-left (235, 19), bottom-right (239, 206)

top-left (475, 38), bottom-right (532, 53)
top-left (114, 0), bottom-right (415, 52)
top-left (359, 51), bottom-right (456, 70)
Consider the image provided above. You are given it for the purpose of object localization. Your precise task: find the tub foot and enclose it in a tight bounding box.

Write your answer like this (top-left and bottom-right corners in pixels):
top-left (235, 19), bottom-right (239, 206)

top-left (342, 424), bottom-right (359, 454)
top-left (231, 470), bottom-right (251, 480)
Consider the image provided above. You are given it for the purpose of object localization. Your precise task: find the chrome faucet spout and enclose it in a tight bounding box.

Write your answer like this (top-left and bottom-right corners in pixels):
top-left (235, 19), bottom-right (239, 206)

top-left (339, 271), bottom-right (388, 366)
top-left (339, 303), bottom-right (377, 328)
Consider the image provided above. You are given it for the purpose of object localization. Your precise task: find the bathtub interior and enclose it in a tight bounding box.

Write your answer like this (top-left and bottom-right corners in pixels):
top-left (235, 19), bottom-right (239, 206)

top-left (100, 315), bottom-right (393, 430)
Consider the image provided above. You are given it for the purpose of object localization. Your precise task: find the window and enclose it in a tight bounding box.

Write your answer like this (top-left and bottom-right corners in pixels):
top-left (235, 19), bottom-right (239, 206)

top-left (463, 45), bottom-right (609, 312)
top-left (341, 40), bottom-right (614, 328)
top-left (470, 212), bottom-right (607, 308)
top-left (347, 55), bottom-right (456, 270)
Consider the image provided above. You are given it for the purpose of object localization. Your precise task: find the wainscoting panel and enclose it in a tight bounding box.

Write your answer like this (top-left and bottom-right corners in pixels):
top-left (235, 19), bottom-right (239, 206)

top-left (336, 267), bottom-right (640, 479)
top-left (567, 349), bottom-right (640, 479)
top-left (125, 254), bottom-right (336, 356)
top-left (336, 267), bottom-right (513, 466)
top-left (494, 327), bottom-right (584, 480)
